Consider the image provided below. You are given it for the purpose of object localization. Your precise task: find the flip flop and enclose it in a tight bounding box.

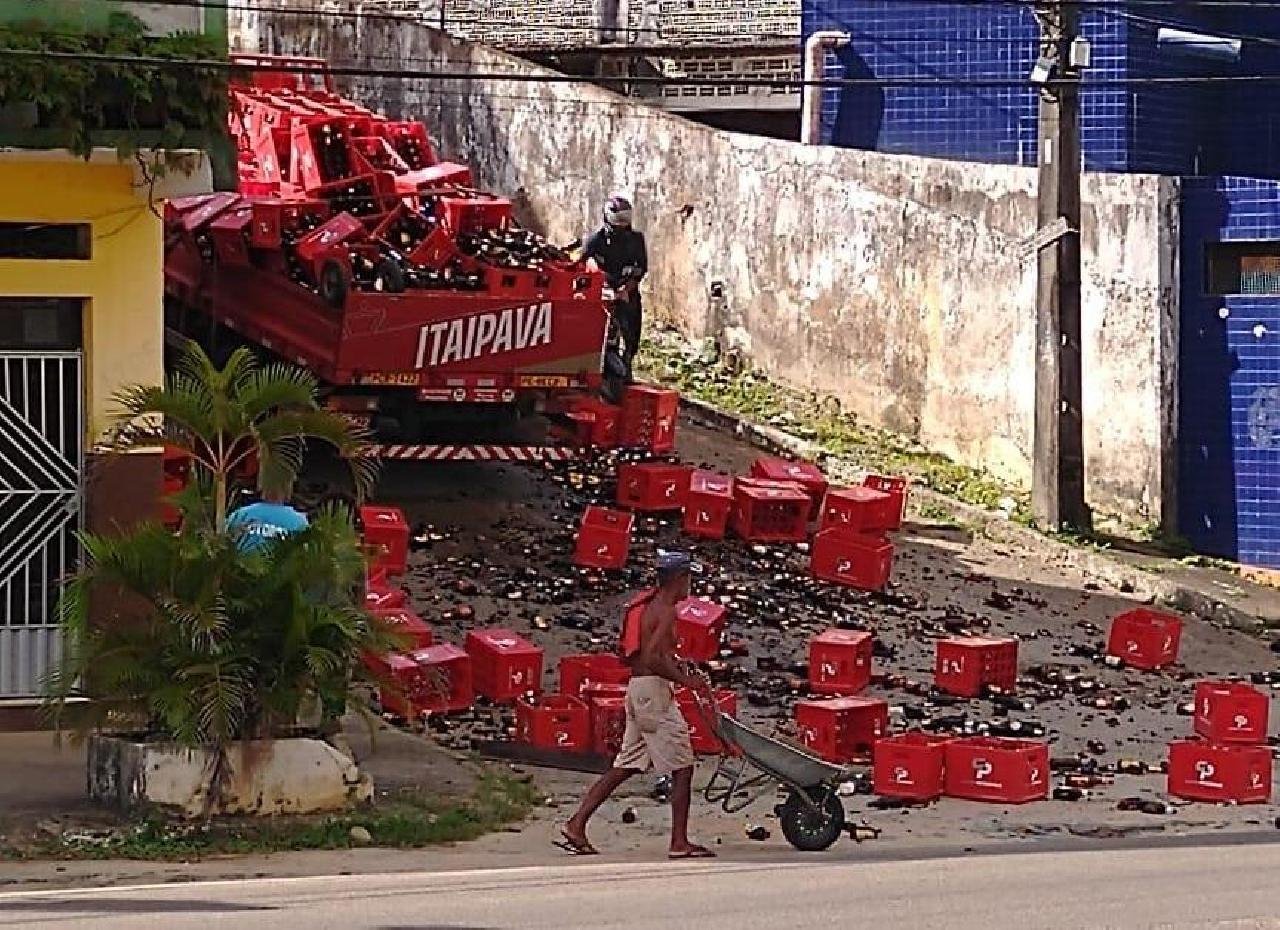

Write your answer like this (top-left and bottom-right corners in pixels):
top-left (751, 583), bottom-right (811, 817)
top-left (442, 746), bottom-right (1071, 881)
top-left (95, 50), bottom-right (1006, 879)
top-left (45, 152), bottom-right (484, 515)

top-left (668, 845), bottom-right (717, 860)
top-left (553, 830), bottom-right (600, 856)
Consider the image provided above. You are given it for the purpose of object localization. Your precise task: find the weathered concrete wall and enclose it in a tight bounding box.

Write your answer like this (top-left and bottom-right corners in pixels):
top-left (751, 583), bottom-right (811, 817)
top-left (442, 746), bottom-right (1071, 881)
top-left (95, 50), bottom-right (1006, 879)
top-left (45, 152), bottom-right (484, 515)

top-left (240, 8), bottom-right (1179, 523)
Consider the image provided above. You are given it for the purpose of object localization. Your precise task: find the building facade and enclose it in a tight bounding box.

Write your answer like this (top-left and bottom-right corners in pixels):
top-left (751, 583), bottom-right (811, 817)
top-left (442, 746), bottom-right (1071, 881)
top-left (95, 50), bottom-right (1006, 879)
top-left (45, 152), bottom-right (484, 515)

top-left (0, 1), bottom-right (215, 710)
top-left (805, 0), bottom-right (1280, 569)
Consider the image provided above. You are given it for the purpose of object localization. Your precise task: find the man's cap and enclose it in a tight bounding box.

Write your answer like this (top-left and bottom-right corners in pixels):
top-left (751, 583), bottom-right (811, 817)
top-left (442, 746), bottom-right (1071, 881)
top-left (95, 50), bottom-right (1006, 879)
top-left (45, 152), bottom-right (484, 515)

top-left (656, 548), bottom-right (701, 578)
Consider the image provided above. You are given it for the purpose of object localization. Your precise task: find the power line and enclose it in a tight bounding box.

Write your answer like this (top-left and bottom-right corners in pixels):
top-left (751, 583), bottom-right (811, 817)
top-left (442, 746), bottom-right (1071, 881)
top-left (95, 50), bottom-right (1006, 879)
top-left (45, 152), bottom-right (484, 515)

top-left (13, 45), bottom-right (1280, 87)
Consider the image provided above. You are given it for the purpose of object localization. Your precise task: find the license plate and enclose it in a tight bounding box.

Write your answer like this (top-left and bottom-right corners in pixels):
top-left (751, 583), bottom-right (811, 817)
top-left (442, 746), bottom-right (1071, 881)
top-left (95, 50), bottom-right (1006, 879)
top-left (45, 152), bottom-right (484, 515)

top-left (517, 375), bottom-right (571, 388)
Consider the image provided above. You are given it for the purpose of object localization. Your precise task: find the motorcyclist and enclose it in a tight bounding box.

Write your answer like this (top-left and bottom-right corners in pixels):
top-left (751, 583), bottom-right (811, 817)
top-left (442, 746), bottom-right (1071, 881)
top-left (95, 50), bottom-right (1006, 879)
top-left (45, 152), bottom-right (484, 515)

top-left (583, 195), bottom-right (648, 375)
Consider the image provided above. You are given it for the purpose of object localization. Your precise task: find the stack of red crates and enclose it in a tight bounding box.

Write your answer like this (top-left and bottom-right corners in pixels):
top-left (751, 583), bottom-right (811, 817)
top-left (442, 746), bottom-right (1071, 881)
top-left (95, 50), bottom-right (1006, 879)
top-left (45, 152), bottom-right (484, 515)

top-left (749, 457), bottom-right (828, 519)
top-left (1168, 679), bottom-right (1272, 804)
top-left (619, 385), bottom-right (678, 453)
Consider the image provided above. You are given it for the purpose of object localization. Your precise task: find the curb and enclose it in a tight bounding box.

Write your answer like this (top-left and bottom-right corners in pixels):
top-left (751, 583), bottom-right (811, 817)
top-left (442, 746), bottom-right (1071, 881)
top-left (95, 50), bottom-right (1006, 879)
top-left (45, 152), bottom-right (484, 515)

top-left (678, 394), bottom-right (1273, 632)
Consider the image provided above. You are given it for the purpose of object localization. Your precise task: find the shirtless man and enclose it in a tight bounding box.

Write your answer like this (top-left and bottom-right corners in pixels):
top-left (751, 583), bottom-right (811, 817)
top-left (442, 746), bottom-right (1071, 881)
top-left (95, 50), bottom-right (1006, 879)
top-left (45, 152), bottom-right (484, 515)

top-left (558, 550), bottom-right (716, 859)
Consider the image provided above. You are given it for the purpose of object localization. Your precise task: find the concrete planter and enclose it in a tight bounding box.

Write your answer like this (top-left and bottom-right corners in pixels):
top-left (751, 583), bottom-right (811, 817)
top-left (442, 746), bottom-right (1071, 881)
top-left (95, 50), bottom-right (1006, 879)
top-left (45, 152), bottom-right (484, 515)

top-left (87, 734), bottom-right (373, 817)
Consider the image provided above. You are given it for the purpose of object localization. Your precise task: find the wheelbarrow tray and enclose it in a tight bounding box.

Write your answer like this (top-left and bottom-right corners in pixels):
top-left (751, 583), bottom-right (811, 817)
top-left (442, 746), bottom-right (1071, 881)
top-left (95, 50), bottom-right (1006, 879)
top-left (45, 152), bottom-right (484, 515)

top-left (717, 713), bottom-right (844, 789)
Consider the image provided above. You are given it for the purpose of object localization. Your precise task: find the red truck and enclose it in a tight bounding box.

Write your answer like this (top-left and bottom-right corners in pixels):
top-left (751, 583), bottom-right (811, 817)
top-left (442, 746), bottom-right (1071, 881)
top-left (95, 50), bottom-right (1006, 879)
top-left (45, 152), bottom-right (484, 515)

top-left (164, 55), bottom-right (611, 460)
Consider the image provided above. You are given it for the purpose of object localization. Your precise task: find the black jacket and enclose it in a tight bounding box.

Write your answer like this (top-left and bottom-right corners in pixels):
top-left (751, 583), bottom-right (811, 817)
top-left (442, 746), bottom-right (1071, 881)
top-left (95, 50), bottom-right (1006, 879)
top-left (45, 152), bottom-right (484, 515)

top-left (584, 225), bottom-right (648, 287)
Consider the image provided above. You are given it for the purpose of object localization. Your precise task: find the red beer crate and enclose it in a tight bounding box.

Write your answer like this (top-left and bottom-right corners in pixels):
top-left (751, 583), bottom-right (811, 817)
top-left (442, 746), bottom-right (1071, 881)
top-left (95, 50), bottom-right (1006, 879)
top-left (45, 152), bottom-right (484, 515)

top-left (359, 504), bottom-right (410, 576)
top-left (809, 529), bottom-right (894, 591)
top-left (515, 694), bottom-right (591, 752)
top-left (588, 690), bottom-right (628, 757)
top-left (731, 480), bottom-right (810, 543)
top-left (935, 636), bottom-right (1018, 698)
top-left (559, 653), bottom-right (631, 699)
top-left (944, 737), bottom-right (1049, 803)
top-left (749, 457), bottom-right (828, 519)
top-left (616, 462), bottom-right (691, 512)
top-left (820, 486), bottom-right (898, 534)
top-left (363, 651), bottom-right (425, 719)
top-left (862, 475), bottom-right (908, 530)
top-left (464, 628), bottom-right (544, 703)
top-left (1107, 607), bottom-right (1182, 670)
top-left (1168, 739), bottom-right (1272, 804)
top-left (795, 697), bottom-right (889, 763)
top-left (370, 607), bottom-right (434, 651)
top-left (676, 597), bottom-right (728, 662)
top-left (873, 732), bottom-right (954, 801)
top-left (1193, 681), bottom-right (1271, 745)
top-left (674, 687), bottom-right (737, 754)
top-left (572, 506), bottom-right (633, 570)
top-left (809, 628), bottom-right (874, 695)
top-left (683, 470), bottom-right (734, 539)
top-left (364, 583), bottom-right (407, 612)
top-left (569, 397), bottom-right (620, 448)
top-left (408, 644), bottom-right (474, 713)
top-left (619, 385), bottom-right (678, 453)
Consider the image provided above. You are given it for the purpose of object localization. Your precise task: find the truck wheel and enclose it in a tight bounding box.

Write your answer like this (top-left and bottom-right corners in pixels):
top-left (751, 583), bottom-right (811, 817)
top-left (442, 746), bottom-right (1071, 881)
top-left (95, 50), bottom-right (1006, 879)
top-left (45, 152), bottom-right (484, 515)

top-left (374, 259), bottom-right (406, 294)
top-left (320, 262), bottom-right (348, 309)
top-left (778, 788), bottom-right (845, 852)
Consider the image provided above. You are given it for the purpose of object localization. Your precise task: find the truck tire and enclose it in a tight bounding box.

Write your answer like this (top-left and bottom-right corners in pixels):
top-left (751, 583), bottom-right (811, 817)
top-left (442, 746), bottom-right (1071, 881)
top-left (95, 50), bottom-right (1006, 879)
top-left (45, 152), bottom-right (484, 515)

top-left (374, 259), bottom-right (406, 294)
top-left (320, 261), bottom-right (348, 309)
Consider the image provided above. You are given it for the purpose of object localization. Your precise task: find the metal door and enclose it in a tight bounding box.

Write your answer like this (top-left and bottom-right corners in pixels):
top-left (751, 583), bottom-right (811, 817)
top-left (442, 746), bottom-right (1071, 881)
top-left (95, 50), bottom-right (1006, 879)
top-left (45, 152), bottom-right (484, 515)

top-left (0, 352), bottom-right (82, 698)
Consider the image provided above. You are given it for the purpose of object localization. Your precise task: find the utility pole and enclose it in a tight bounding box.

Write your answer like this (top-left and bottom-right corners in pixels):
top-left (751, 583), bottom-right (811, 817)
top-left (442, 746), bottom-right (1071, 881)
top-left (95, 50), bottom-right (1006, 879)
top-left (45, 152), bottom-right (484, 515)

top-left (1031, 0), bottom-right (1090, 531)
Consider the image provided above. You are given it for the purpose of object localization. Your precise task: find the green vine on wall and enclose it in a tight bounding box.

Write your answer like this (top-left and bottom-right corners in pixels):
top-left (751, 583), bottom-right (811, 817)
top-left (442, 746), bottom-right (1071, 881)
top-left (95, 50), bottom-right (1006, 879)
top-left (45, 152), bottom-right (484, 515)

top-left (0, 10), bottom-right (227, 158)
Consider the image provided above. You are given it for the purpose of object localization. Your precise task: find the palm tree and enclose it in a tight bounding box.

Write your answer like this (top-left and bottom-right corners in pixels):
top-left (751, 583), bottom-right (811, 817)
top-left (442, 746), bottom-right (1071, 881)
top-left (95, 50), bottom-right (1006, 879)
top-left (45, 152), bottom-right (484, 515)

top-left (108, 339), bottom-right (377, 532)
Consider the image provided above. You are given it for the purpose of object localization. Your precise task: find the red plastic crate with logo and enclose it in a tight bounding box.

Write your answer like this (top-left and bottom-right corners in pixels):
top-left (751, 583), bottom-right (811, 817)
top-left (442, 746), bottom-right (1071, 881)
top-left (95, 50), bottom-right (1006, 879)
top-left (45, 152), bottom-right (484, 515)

top-left (1106, 607), bottom-right (1182, 670)
top-left (616, 462), bottom-right (691, 512)
top-left (820, 486), bottom-right (898, 534)
top-left (934, 636), bottom-right (1019, 698)
top-left (359, 505), bottom-right (410, 577)
top-left (809, 628), bottom-right (874, 695)
top-left (370, 607), bottom-right (434, 651)
top-left (795, 697), bottom-right (889, 763)
top-left (675, 597), bottom-right (728, 662)
top-left (675, 687), bottom-right (737, 754)
top-left (559, 653), bottom-right (631, 699)
top-left (861, 475), bottom-right (908, 530)
top-left (364, 583), bottom-right (407, 612)
top-left (568, 396), bottom-right (620, 448)
top-left (362, 651), bottom-right (425, 719)
top-left (1193, 681), bottom-right (1271, 744)
top-left (572, 506), bottom-right (633, 570)
top-left (749, 457), bottom-right (828, 519)
top-left (588, 689), bottom-right (628, 757)
top-left (464, 628), bottom-right (544, 703)
top-left (731, 480), bottom-right (810, 543)
top-left (944, 737), bottom-right (1049, 803)
top-left (515, 694), bottom-right (591, 752)
top-left (809, 529), bottom-right (895, 591)
top-left (1168, 739), bottom-right (1272, 803)
top-left (408, 644), bottom-right (474, 713)
top-left (873, 732), bottom-right (954, 801)
top-left (619, 384), bottom-right (679, 453)
top-left (683, 470), bottom-right (734, 539)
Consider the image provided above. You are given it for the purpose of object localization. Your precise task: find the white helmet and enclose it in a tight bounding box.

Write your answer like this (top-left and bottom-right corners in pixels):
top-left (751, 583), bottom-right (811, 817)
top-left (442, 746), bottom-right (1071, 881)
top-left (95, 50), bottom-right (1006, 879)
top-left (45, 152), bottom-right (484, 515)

top-left (604, 195), bottom-right (633, 228)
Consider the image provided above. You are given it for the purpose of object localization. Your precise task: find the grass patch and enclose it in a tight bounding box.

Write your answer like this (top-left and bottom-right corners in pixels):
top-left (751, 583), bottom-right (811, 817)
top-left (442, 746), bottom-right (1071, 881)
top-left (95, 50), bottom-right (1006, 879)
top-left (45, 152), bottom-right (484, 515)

top-left (638, 331), bottom-right (1028, 519)
top-left (3, 773), bottom-right (538, 862)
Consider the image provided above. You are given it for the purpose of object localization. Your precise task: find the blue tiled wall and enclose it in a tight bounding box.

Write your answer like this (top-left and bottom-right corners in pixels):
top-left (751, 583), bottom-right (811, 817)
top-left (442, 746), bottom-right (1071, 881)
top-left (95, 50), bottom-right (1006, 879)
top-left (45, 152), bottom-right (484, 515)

top-left (802, 0), bottom-right (1251, 175)
top-left (1180, 177), bottom-right (1280, 567)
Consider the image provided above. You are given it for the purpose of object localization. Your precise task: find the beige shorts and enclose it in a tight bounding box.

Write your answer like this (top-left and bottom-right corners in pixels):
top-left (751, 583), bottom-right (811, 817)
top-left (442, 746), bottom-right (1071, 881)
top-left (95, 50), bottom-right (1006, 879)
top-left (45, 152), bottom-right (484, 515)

top-left (614, 676), bottom-right (696, 774)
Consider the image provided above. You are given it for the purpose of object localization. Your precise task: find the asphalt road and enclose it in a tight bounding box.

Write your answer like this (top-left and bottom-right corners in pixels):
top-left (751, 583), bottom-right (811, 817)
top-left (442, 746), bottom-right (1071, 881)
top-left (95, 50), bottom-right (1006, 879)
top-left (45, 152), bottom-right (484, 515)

top-left (2, 844), bottom-right (1278, 930)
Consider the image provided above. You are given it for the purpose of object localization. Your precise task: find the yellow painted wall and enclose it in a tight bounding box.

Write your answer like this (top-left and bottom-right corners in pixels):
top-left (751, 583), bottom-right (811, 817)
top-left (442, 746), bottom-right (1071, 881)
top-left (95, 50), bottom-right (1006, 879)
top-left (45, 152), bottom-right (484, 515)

top-left (0, 156), bottom-right (164, 443)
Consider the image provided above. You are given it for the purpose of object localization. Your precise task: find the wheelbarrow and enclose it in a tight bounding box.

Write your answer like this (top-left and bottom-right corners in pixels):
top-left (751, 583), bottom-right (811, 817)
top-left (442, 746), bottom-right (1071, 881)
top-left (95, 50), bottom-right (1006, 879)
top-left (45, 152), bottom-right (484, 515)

top-left (690, 688), bottom-right (870, 852)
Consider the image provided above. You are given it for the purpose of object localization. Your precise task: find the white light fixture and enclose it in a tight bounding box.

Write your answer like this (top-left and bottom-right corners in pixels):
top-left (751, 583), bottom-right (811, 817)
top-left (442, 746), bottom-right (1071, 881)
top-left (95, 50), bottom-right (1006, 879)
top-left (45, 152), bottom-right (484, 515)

top-left (1029, 54), bottom-right (1056, 86)
top-left (1069, 36), bottom-right (1091, 68)
top-left (1157, 27), bottom-right (1242, 62)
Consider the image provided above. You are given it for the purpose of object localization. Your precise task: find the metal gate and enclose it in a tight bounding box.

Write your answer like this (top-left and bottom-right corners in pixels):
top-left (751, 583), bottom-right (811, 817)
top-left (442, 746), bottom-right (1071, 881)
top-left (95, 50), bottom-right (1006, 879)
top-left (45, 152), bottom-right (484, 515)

top-left (0, 352), bottom-right (82, 698)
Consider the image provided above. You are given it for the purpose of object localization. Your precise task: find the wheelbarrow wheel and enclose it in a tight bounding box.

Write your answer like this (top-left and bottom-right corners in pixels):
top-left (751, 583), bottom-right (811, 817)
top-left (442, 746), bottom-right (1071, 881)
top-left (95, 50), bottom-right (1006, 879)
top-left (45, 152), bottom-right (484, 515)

top-left (779, 788), bottom-right (845, 852)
